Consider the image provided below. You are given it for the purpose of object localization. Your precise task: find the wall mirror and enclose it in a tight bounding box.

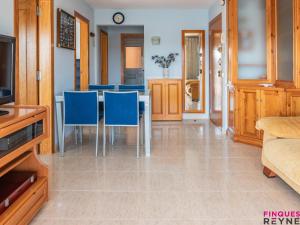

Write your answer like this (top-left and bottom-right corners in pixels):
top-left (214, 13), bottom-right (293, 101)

top-left (182, 30), bottom-right (205, 113)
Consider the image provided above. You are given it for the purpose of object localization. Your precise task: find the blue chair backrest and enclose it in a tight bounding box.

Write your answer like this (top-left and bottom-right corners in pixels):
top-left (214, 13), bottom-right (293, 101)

top-left (89, 84), bottom-right (115, 90)
top-left (104, 91), bottom-right (139, 126)
top-left (118, 85), bottom-right (145, 92)
top-left (64, 91), bottom-right (98, 125)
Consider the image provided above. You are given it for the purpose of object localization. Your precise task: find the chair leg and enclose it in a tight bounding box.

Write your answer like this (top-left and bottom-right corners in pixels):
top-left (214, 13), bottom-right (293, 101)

top-left (61, 125), bottom-right (65, 156)
top-left (74, 127), bottom-right (78, 145)
top-left (137, 126), bottom-right (140, 158)
top-left (80, 127), bottom-right (83, 144)
top-left (140, 117), bottom-right (144, 145)
top-left (96, 125), bottom-right (99, 157)
top-left (109, 127), bottom-right (115, 145)
top-left (103, 126), bottom-right (106, 157)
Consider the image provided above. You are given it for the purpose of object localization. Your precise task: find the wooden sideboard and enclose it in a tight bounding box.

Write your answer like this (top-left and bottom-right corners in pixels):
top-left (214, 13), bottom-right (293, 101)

top-left (148, 79), bottom-right (182, 121)
top-left (0, 105), bottom-right (49, 225)
top-left (232, 86), bottom-right (300, 146)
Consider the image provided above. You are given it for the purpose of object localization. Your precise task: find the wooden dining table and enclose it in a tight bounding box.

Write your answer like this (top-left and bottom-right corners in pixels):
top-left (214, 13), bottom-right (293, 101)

top-left (55, 90), bottom-right (152, 157)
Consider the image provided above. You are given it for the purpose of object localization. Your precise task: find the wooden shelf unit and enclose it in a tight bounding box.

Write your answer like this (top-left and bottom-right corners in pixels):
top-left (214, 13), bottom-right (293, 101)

top-left (148, 79), bottom-right (183, 121)
top-left (0, 106), bottom-right (49, 225)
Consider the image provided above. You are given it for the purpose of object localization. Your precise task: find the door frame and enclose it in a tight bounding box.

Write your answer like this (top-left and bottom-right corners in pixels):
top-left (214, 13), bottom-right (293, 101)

top-left (181, 30), bottom-right (206, 114)
top-left (120, 33), bottom-right (144, 84)
top-left (209, 13), bottom-right (223, 127)
top-left (74, 11), bottom-right (90, 89)
top-left (14, 0), bottom-right (54, 154)
top-left (100, 29), bottom-right (108, 84)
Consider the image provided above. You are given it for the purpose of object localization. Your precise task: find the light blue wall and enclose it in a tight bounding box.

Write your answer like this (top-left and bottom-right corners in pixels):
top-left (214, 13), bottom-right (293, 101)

top-left (98, 26), bottom-right (144, 84)
top-left (94, 9), bottom-right (210, 118)
top-left (54, 0), bottom-right (95, 95)
top-left (0, 0), bottom-right (14, 36)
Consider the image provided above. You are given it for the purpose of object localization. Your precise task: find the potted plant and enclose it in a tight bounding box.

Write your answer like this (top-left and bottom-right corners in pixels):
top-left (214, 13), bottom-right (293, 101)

top-left (152, 53), bottom-right (179, 78)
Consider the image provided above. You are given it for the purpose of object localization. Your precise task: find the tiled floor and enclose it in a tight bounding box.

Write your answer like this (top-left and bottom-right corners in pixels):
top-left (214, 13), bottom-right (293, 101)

top-left (32, 121), bottom-right (300, 225)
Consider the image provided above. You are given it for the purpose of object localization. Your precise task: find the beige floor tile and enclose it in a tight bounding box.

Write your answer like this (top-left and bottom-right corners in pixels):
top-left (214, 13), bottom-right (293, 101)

top-left (32, 121), bottom-right (300, 225)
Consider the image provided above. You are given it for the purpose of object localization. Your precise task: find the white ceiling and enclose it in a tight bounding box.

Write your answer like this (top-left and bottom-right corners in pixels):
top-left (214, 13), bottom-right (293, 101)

top-left (85, 0), bottom-right (216, 9)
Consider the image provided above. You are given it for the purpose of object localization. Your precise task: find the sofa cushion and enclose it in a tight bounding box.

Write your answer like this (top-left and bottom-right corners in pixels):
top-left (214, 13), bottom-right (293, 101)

top-left (257, 117), bottom-right (300, 139)
top-left (263, 139), bottom-right (300, 188)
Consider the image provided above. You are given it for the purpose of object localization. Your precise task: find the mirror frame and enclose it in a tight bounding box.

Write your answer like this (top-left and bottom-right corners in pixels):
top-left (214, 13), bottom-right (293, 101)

top-left (182, 30), bottom-right (206, 113)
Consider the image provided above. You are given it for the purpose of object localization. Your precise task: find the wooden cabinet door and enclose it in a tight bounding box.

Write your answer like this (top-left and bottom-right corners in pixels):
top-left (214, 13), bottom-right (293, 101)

top-left (287, 91), bottom-right (300, 116)
top-left (148, 80), bottom-right (165, 121)
top-left (260, 89), bottom-right (287, 118)
top-left (238, 89), bottom-right (261, 139)
top-left (164, 80), bottom-right (182, 121)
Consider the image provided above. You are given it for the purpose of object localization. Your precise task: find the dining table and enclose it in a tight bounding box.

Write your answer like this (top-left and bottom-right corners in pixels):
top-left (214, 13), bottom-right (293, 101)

top-left (55, 90), bottom-right (152, 157)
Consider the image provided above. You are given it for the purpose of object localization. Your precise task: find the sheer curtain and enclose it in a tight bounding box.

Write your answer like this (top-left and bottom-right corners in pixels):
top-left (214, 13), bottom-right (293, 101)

top-left (185, 36), bottom-right (200, 80)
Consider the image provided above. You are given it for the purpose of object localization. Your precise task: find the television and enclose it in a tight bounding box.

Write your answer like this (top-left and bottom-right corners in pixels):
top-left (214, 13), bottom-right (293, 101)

top-left (0, 35), bottom-right (15, 115)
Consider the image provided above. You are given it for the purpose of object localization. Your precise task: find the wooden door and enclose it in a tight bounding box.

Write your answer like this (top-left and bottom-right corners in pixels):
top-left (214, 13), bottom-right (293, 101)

top-left (238, 89), bottom-right (261, 140)
top-left (121, 34), bottom-right (144, 85)
top-left (38, 0), bottom-right (54, 154)
top-left (209, 14), bottom-right (223, 127)
top-left (75, 12), bottom-right (89, 90)
top-left (260, 89), bottom-right (287, 118)
top-left (287, 90), bottom-right (300, 116)
top-left (100, 30), bottom-right (108, 84)
top-left (79, 19), bottom-right (89, 90)
top-left (148, 80), bottom-right (165, 121)
top-left (15, 0), bottom-right (39, 105)
top-left (165, 80), bottom-right (182, 121)
top-left (15, 0), bottom-right (54, 154)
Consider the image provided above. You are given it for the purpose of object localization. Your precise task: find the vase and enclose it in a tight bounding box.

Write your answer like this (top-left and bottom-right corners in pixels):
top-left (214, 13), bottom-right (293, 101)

top-left (163, 68), bottom-right (169, 78)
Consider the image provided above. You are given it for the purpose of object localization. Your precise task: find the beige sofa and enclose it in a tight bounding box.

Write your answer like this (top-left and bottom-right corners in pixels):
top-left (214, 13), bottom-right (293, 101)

top-left (256, 117), bottom-right (300, 194)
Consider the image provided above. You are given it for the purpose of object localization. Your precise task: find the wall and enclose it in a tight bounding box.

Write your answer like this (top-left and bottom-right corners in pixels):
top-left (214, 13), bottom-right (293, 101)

top-left (54, 0), bottom-right (95, 95)
top-left (94, 9), bottom-right (210, 118)
top-left (98, 25), bottom-right (144, 84)
top-left (209, 1), bottom-right (228, 131)
top-left (0, 0), bottom-right (14, 36)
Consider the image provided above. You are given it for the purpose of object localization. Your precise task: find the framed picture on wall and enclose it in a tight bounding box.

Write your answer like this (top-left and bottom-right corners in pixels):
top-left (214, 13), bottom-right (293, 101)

top-left (57, 8), bottom-right (75, 50)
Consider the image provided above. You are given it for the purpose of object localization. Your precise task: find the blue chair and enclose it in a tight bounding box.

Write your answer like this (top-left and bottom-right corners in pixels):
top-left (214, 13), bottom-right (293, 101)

top-left (102, 91), bottom-right (140, 157)
top-left (118, 85), bottom-right (145, 115)
top-left (118, 85), bottom-right (145, 92)
top-left (89, 85), bottom-right (115, 118)
top-left (63, 91), bottom-right (100, 156)
top-left (89, 84), bottom-right (115, 91)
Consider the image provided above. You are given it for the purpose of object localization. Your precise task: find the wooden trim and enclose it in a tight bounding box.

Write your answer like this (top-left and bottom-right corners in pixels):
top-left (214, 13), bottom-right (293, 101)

top-left (100, 29), bottom-right (108, 84)
top-left (74, 11), bottom-right (90, 90)
top-left (209, 13), bottom-right (223, 126)
top-left (14, 0), bottom-right (19, 105)
top-left (120, 33), bottom-right (144, 84)
top-left (294, 0), bottom-right (300, 88)
top-left (74, 11), bottom-right (89, 23)
top-left (181, 30), bottom-right (206, 114)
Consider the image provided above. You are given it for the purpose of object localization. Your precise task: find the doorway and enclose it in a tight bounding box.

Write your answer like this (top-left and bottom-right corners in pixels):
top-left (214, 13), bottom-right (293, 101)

top-left (100, 30), bottom-right (108, 84)
top-left (74, 11), bottom-right (89, 90)
top-left (209, 14), bottom-right (223, 127)
top-left (14, 0), bottom-right (54, 153)
top-left (121, 33), bottom-right (144, 85)
top-left (98, 26), bottom-right (144, 85)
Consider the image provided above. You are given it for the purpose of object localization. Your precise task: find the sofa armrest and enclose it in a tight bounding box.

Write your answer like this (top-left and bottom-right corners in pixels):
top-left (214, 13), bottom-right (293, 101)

top-left (256, 117), bottom-right (300, 139)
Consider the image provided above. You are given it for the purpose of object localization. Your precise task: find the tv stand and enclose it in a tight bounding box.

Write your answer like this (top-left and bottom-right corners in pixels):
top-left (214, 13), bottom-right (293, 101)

top-left (0, 110), bottom-right (9, 116)
top-left (0, 105), bottom-right (49, 224)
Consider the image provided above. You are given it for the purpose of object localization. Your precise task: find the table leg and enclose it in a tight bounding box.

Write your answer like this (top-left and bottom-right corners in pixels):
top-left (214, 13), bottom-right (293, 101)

top-left (144, 98), bottom-right (151, 157)
top-left (55, 101), bottom-right (63, 154)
